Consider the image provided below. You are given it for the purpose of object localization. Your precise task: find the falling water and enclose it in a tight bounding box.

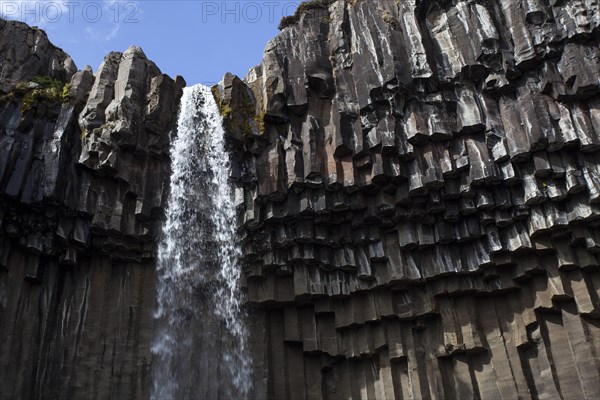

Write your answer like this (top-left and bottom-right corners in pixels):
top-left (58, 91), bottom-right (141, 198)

top-left (151, 85), bottom-right (252, 399)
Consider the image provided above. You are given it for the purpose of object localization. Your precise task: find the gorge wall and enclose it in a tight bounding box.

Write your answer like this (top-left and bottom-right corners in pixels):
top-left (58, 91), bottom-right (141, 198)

top-left (1, 0), bottom-right (600, 399)
top-left (0, 18), bottom-right (184, 399)
top-left (230, 0), bottom-right (600, 399)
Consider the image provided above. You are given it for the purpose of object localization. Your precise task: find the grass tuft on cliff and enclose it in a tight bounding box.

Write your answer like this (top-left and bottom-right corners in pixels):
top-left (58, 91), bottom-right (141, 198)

top-left (0, 76), bottom-right (70, 113)
top-left (278, 0), bottom-right (337, 30)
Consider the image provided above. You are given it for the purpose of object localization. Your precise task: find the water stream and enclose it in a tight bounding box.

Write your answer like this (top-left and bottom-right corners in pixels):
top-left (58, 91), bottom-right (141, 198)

top-left (151, 85), bottom-right (251, 399)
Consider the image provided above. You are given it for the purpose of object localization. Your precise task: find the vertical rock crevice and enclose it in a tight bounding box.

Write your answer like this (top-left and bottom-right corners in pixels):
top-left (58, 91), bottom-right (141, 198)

top-left (0, 18), bottom-right (184, 399)
top-left (2, 0), bottom-right (600, 398)
top-left (227, 1), bottom-right (600, 399)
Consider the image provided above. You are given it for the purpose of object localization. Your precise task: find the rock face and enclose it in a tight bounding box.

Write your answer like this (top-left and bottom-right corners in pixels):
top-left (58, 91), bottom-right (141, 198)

top-left (231, 1), bottom-right (600, 399)
top-left (0, 19), bottom-right (77, 93)
top-left (0, 18), bottom-right (184, 399)
top-left (2, 0), bottom-right (600, 398)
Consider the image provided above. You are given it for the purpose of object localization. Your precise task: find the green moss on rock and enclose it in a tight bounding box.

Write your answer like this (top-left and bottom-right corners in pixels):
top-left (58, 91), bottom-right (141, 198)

top-left (61, 83), bottom-right (72, 103)
top-left (211, 85), bottom-right (231, 119)
top-left (278, 0), bottom-right (369, 30)
top-left (212, 81), bottom-right (264, 139)
top-left (254, 111), bottom-right (266, 133)
top-left (278, 0), bottom-right (337, 30)
top-left (0, 75), bottom-right (69, 113)
top-left (381, 10), bottom-right (399, 30)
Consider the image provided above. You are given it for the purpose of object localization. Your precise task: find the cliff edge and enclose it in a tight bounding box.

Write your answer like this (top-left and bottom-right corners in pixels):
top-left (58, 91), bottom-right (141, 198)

top-left (227, 1), bottom-right (600, 398)
top-left (0, 18), bottom-right (184, 399)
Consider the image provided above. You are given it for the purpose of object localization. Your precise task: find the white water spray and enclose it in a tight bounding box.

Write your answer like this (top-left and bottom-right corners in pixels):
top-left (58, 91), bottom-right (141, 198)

top-left (151, 85), bottom-right (252, 399)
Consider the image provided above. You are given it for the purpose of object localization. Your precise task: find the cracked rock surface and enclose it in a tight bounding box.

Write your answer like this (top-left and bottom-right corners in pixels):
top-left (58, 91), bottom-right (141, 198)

top-left (0, 19), bottom-right (76, 93)
top-left (2, 0), bottom-right (600, 398)
top-left (232, 1), bottom-right (600, 399)
top-left (0, 18), bottom-right (184, 399)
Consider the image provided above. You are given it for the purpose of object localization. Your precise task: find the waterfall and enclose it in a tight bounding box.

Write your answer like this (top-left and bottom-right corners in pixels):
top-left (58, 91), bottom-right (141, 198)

top-left (151, 85), bottom-right (252, 399)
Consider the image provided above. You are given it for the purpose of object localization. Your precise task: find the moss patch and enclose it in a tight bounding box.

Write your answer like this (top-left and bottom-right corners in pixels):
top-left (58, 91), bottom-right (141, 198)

top-left (278, 0), bottom-right (337, 30)
top-left (212, 83), bottom-right (263, 138)
top-left (61, 83), bottom-right (72, 103)
top-left (254, 111), bottom-right (266, 133)
top-left (277, 0), bottom-right (368, 29)
top-left (211, 85), bottom-right (232, 119)
top-left (381, 10), bottom-right (399, 30)
top-left (0, 76), bottom-right (69, 113)
top-left (0, 91), bottom-right (17, 106)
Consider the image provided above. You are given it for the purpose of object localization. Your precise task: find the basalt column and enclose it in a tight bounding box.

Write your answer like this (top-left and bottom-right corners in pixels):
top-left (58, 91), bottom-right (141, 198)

top-left (0, 19), bottom-right (184, 399)
top-left (229, 1), bottom-right (600, 399)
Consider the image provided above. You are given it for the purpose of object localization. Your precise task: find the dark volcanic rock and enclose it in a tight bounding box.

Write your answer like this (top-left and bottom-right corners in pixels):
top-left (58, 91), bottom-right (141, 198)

top-left (0, 18), bottom-right (184, 399)
top-left (0, 19), bottom-right (77, 93)
top-left (232, 1), bottom-right (600, 399)
top-left (2, 1), bottom-right (600, 399)
top-left (213, 72), bottom-right (263, 142)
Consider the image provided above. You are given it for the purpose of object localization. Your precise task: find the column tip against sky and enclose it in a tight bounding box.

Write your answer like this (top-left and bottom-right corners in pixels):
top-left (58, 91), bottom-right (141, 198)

top-left (0, 0), bottom-right (302, 85)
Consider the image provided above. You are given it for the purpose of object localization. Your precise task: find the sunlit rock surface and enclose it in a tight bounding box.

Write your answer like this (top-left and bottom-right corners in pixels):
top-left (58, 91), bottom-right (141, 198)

top-left (2, 0), bottom-right (600, 398)
top-left (233, 1), bottom-right (600, 399)
top-left (0, 19), bottom-right (76, 93)
top-left (0, 18), bottom-right (184, 399)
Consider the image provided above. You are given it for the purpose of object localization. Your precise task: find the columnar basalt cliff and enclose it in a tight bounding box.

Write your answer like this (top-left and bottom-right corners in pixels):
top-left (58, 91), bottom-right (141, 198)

top-left (1, 0), bottom-right (600, 398)
top-left (0, 19), bottom-right (77, 93)
top-left (228, 0), bottom-right (600, 399)
top-left (0, 19), bottom-right (184, 399)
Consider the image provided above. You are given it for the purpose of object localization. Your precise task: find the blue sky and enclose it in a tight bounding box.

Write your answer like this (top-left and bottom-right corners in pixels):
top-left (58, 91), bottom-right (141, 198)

top-left (1, 1), bottom-right (300, 85)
